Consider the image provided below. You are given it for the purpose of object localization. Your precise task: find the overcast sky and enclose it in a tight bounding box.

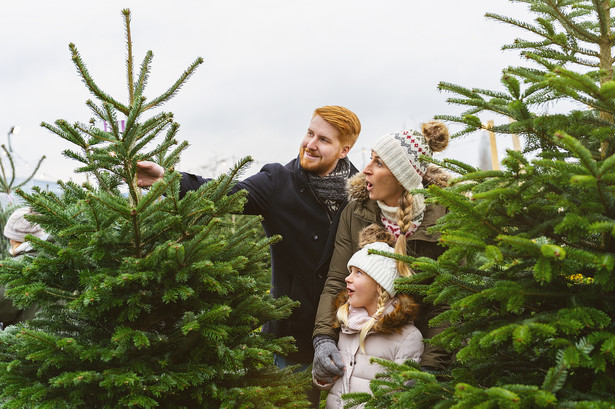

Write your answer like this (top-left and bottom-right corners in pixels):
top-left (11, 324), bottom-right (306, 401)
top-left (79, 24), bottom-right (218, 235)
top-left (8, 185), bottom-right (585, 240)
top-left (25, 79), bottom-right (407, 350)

top-left (1, 0), bottom-right (533, 183)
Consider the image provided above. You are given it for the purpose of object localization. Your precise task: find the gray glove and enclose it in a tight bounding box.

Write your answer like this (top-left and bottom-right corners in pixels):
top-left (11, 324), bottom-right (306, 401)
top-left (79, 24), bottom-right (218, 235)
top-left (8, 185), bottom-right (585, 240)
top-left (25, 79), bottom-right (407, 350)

top-left (312, 335), bottom-right (345, 383)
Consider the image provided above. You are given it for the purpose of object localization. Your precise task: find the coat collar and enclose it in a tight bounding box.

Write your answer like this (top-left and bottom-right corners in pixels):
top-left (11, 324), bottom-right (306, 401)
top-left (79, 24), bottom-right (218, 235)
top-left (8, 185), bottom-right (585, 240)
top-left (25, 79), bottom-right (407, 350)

top-left (332, 291), bottom-right (420, 335)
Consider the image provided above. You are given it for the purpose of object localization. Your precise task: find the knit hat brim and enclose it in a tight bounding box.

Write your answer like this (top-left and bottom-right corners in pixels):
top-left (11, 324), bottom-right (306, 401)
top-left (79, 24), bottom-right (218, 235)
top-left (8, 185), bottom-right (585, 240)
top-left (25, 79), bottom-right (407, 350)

top-left (372, 130), bottom-right (432, 192)
top-left (347, 242), bottom-right (400, 296)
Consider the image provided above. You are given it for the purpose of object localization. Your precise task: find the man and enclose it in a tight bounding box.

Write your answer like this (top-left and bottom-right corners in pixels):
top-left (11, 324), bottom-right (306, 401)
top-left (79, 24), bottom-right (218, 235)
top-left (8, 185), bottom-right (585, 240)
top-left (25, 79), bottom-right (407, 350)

top-left (137, 106), bottom-right (361, 407)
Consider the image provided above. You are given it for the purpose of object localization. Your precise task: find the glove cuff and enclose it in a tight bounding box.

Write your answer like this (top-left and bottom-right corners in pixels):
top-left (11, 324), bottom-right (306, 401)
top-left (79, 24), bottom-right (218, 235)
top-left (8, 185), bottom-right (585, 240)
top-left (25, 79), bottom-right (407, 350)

top-left (313, 334), bottom-right (335, 349)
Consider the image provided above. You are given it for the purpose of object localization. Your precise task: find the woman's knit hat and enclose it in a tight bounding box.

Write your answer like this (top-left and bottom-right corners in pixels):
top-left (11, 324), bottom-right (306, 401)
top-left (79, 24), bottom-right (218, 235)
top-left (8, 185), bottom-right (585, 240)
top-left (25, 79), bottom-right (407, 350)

top-left (3, 207), bottom-right (46, 242)
top-left (372, 122), bottom-right (449, 192)
top-left (372, 129), bottom-right (431, 192)
top-left (347, 241), bottom-right (400, 296)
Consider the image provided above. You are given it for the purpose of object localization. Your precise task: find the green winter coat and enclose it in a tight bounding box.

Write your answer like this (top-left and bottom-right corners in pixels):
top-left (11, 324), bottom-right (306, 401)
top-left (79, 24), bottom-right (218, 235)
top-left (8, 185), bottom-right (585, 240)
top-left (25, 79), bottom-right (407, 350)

top-left (313, 168), bottom-right (452, 371)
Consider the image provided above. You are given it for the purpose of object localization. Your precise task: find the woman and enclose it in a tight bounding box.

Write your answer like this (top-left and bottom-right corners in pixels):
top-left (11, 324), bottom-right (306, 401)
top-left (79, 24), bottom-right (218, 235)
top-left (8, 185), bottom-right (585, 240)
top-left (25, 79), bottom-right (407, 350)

top-left (312, 122), bottom-right (451, 384)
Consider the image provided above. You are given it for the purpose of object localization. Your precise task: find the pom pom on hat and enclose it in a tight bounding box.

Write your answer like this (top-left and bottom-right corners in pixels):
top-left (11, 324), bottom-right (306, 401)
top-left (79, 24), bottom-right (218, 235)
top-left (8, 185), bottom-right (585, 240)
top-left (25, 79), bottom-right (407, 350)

top-left (3, 207), bottom-right (46, 242)
top-left (347, 241), bottom-right (400, 296)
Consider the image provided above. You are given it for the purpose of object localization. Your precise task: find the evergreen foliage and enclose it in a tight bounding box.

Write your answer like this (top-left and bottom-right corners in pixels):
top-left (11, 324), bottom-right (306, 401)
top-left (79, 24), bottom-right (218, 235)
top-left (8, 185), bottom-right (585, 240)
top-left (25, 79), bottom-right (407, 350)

top-left (0, 9), bottom-right (310, 408)
top-left (348, 1), bottom-right (615, 408)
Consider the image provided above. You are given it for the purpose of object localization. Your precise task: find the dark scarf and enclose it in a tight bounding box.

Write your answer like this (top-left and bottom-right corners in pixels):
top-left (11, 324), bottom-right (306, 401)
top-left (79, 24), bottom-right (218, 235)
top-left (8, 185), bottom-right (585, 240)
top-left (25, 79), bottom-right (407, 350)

top-left (306, 157), bottom-right (351, 218)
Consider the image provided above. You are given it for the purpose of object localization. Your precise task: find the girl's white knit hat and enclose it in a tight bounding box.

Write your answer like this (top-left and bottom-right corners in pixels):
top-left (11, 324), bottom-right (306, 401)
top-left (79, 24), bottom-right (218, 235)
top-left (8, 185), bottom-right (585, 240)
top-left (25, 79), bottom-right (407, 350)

top-left (372, 129), bottom-right (432, 192)
top-left (347, 241), bottom-right (400, 296)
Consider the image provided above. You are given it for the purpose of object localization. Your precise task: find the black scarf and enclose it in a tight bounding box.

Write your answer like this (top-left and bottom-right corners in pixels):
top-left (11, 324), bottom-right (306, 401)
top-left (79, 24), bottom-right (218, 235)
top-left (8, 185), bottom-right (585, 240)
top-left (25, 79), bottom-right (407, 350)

top-left (306, 157), bottom-right (351, 218)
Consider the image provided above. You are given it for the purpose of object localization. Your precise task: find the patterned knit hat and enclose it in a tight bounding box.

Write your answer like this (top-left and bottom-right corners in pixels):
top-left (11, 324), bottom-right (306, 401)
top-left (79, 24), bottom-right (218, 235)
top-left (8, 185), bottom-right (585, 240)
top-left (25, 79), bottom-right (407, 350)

top-left (3, 207), bottom-right (46, 242)
top-left (347, 241), bottom-right (400, 296)
top-left (372, 129), bottom-right (432, 192)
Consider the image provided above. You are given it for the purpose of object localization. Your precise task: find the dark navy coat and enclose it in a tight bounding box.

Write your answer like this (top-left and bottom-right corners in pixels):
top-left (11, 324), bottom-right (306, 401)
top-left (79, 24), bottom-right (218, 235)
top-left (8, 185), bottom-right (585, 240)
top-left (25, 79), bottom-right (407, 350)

top-left (180, 157), bottom-right (358, 363)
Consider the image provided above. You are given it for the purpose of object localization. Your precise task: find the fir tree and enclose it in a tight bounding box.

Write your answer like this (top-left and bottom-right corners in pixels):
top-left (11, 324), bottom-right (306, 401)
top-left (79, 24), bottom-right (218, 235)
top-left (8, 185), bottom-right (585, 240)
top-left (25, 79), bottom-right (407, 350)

top-left (0, 9), bottom-right (310, 408)
top-left (348, 1), bottom-right (615, 408)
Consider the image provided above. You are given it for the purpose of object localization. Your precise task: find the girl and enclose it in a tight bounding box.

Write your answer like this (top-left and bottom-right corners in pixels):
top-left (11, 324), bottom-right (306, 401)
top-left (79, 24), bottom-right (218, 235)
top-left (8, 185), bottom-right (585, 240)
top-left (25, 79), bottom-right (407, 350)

top-left (313, 122), bottom-right (451, 383)
top-left (314, 227), bottom-right (423, 409)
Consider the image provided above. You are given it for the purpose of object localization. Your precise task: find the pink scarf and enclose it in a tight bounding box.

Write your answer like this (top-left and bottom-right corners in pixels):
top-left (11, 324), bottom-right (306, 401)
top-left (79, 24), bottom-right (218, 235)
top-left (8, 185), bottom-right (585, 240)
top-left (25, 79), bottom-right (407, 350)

top-left (345, 306), bottom-right (372, 332)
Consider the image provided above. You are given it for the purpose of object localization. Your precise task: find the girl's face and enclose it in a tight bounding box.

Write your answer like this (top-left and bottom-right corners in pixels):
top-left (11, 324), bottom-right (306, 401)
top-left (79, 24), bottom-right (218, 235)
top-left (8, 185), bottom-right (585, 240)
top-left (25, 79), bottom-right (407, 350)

top-left (363, 151), bottom-right (405, 207)
top-left (345, 266), bottom-right (381, 316)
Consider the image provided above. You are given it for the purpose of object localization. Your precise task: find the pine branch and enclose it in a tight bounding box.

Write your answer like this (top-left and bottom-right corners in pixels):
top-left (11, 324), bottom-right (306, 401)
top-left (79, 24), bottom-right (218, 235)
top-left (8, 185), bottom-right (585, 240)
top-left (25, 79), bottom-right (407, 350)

top-left (142, 57), bottom-right (204, 111)
top-left (14, 155), bottom-right (46, 190)
top-left (69, 43), bottom-right (129, 115)
top-left (134, 51), bottom-right (153, 102)
top-left (122, 9), bottom-right (135, 105)
top-left (0, 145), bottom-right (15, 192)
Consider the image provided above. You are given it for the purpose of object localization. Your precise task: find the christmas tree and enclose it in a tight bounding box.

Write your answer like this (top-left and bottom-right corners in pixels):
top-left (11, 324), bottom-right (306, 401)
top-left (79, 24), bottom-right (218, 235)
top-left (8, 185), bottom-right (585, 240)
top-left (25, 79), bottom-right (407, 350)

top-left (0, 9), bottom-right (309, 408)
top-left (347, 1), bottom-right (615, 408)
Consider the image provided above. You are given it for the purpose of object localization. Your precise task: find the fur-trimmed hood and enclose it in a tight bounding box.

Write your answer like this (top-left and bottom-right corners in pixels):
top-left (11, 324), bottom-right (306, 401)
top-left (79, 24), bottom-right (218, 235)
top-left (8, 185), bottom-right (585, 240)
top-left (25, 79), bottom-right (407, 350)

top-left (347, 164), bottom-right (451, 203)
top-left (331, 291), bottom-right (420, 335)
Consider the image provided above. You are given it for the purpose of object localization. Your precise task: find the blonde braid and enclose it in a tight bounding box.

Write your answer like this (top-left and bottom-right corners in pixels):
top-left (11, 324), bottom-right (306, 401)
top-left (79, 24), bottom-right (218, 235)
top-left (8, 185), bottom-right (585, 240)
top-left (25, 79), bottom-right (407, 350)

top-left (336, 301), bottom-right (350, 328)
top-left (394, 190), bottom-right (414, 277)
top-left (359, 288), bottom-right (391, 353)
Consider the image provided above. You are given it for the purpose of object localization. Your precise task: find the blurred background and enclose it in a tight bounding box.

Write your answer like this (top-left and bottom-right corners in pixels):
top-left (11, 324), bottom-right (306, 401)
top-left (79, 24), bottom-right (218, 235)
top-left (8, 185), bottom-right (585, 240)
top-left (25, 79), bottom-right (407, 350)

top-left (1, 0), bottom-right (538, 189)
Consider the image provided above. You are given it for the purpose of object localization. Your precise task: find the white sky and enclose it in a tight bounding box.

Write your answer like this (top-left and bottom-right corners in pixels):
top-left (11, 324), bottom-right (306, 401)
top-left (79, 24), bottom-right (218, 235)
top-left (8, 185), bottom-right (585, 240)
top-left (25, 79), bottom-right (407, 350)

top-left (1, 0), bottom-right (533, 183)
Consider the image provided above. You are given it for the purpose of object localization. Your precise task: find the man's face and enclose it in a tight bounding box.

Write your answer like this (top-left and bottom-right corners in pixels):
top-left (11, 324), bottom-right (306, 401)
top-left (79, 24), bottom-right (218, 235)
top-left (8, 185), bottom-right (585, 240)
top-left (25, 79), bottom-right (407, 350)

top-left (299, 115), bottom-right (350, 176)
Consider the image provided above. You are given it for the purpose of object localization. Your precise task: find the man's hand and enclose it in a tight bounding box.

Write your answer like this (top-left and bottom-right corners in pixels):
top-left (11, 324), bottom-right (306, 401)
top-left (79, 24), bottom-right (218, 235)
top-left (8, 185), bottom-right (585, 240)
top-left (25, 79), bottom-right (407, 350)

top-left (312, 335), bottom-right (345, 384)
top-left (136, 161), bottom-right (165, 187)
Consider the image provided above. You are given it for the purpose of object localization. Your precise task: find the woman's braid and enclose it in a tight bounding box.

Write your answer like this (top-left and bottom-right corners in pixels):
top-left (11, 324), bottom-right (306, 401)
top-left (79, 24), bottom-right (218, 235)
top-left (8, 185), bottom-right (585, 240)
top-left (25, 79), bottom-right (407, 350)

top-left (394, 190), bottom-right (415, 277)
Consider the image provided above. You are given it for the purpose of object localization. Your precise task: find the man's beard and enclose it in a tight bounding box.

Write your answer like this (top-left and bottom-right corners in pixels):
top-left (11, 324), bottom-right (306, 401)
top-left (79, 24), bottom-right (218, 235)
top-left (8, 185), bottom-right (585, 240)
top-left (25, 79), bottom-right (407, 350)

top-left (299, 147), bottom-right (340, 176)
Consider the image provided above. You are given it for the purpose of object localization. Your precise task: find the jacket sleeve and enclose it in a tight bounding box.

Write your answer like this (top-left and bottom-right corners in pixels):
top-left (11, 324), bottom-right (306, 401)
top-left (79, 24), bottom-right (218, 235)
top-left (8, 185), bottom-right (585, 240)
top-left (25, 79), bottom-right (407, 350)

top-left (179, 164), bottom-right (280, 216)
top-left (313, 205), bottom-right (356, 341)
top-left (394, 325), bottom-right (424, 365)
top-left (179, 172), bottom-right (211, 198)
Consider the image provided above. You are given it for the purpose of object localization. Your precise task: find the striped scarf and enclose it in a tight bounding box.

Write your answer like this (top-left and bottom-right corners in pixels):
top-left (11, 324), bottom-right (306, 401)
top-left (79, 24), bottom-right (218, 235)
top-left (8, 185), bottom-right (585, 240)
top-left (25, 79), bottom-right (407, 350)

top-left (377, 200), bottom-right (424, 239)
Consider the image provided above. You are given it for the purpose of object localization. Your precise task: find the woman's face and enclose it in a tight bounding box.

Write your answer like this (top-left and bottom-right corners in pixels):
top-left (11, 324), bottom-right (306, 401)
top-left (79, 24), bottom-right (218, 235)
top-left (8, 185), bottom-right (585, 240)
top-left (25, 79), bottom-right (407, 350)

top-left (363, 151), bottom-right (405, 207)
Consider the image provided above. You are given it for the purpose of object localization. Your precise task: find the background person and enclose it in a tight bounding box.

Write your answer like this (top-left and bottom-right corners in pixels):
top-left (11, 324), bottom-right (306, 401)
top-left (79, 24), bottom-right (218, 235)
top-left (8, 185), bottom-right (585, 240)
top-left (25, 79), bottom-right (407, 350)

top-left (0, 207), bottom-right (47, 329)
top-left (312, 122), bottom-right (452, 384)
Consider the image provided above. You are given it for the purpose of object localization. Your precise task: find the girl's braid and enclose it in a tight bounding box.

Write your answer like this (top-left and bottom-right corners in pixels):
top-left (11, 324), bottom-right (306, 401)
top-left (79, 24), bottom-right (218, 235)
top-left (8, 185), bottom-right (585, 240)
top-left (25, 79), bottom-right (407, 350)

top-left (359, 288), bottom-right (390, 352)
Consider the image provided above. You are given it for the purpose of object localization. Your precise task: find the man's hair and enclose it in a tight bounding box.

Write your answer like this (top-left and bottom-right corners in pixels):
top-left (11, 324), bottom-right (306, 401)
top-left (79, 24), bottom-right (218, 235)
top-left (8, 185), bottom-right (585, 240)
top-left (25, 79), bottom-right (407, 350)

top-left (313, 105), bottom-right (361, 148)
